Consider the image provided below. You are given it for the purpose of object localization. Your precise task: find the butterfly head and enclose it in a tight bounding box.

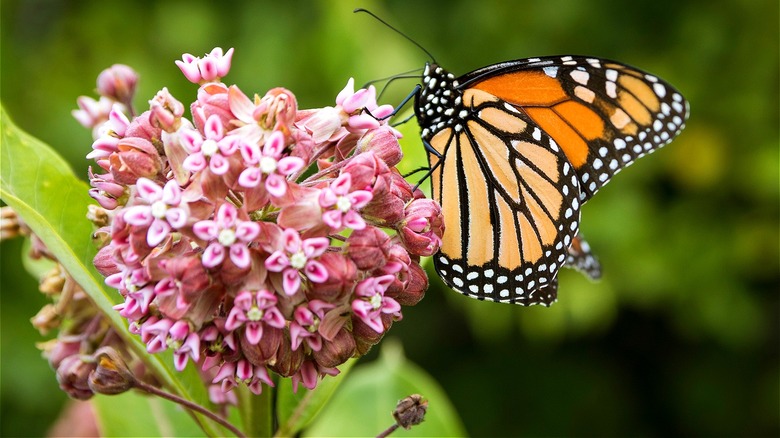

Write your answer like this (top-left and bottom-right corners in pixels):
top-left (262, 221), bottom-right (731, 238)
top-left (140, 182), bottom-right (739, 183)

top-left (416, 63), bottom-right (463, 140)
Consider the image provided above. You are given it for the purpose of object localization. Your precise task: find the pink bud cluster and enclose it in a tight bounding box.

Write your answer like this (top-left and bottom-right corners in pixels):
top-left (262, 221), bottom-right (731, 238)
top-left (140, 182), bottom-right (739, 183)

top-left (79, 49), bottom-right (444, 401)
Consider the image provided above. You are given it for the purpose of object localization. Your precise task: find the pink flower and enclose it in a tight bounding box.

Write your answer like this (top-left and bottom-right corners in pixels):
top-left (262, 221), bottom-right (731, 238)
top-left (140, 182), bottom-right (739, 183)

top-left (265, 228), bottom-right (329, 295)
top-left (193, 203), bottom-right (260, 269)
top-left (289, 300), bottom-right (334, 352)
top-left (175, 47), bottom-right (234, 84)
top-left (225, 290), bottom-right (285, 345)
top-left (335, 78), bottom-right (395, 132)
top-left (351, 275), bottom-right (401, 334)
top-left (181, 114), bottom-right (239, 175)
top-left (73, 95), bottom-right (114, 133)
top-left (318, 173), bottom-right (373, 231)
top-left (291, 360), bottom-right (339, 393)
top-left (212, 359), bottom-right (273, 395)
top-left (122, 178), bottom-right (187, 247)
top-left (87, 104), bottom-right (130, 160)
top-left (238, 130), bottom-right (304, 197)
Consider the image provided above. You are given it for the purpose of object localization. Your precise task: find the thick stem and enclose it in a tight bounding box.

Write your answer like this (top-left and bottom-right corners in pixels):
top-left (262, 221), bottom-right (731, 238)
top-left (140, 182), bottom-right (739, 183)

top-left (237, 384), bottom-right (274, 437)
top-left (134, 379), bottom-right (246, 438)
top-left (376, 423), bottom-right (399, 438)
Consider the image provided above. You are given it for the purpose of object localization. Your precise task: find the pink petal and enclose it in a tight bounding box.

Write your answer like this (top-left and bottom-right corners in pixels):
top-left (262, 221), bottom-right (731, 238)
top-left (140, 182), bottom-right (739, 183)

top-left (225, 307), bottom-right (247, 331)
top-left (282, 228), bottom-right (302, 253)
top-left (215, 48), bottom-right (234, 77)
top-left (239, 141), bottom-right (261, 164)
top-left (123, 205), bottom-right (153, 226)
top-left (238, 167), bottom-right (263, 188)
top-left (348, 190), bottom-right (373, 209)
top-left (282, 268), bottom-right (301, 296)
top-left (161, 180), bottom-right (182, 205)
top-left (277, 156), bottom-right (305, 175)
top-left (302, 237), bottom-right (330, 258)
top-left (212, 362), bottom-right (236, 384)
top-left (147, 219), bottom-right (171, 246)
top-left (204, 114), bottom-right (224, 141)
top-left (136, 178), bottom-right (163, 201)
top-left (304, 260), bottom-right (328, 283)
top-left (202, 243), bottom-right (225, 267)
top-left (265, 174), bottom-right (288, 198)
top-left (341, 88), bottom-right (370, 113)
top-left (348, 114), bottom-right (380, 130)
top-left (198, 57), bottom-right (219, 82)
top-left (229, 244), bottom-right (251, 269)
top-left (322, 210), bottom-right (343, 229)
top-left (175, 58), bottom-right (202, 83)
top-left (228, 85), bottom-right (255, 124)
top-left (209, 153), bottom-right (230, 175)
top-left (263, 131), bottom-right (285, 158)
top-left (342, 211), bottom-right (366, 230)
top-left (165, 208), bottom-right (187, 229)
top-left (264, 251), bottom-right (289, 272)
top-left (245, 322), bottom-right (263, 345)
top-left (331, 173), bottom-right (352, 196)
top-left (263, 307), bottom-right (286, 329)
top-left (193, 220), bottom-right (218, 240)
top-left (236, 359), bottom-right (253, 381)
top-left (235, 221), bottom-right (260, 241)
top-left (318, 188), bottom-right (337, 208)
top-left (216, 203), bottom-right (238, 228)
top-left (335, 78), bottom-right (355, 106)
top-left (183, 153), bottom-right (207, 172)
top-left (381, 296), bottom-right (401, 314)
top-left (289, 323), bottom-right (306, 350)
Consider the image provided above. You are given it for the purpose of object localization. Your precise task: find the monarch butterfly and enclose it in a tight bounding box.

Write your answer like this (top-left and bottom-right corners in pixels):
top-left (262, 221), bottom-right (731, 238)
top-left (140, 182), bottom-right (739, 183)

top-left (413, 56), bottom-right (689, 306)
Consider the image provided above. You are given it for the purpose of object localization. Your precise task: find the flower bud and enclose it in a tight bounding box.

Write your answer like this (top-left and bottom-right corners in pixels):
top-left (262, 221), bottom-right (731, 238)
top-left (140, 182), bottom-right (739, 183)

top-left (97, 64), bottom-right (138, 107)
top-left (240, 326), bottom-right (283, 367)
top-left (393, 260), bottom-right (428, 306)
top-left (124, 111), bottom-right (162, 144)
top-left (393, 394), bottom-right (428, 430)
top-left (269, 338), bottom-right (304, 377)
top-left (45, 335), bottom-right (82, 369)
top-left (308, 252), bottom-right (357, 302)
top-left (39, 266), bottom-right (66, 295)
top-left (357, 127), bottom-right (403, 167)
top-left (109, 137), bottom-right (162, 185)
top-left (312, 327), bottom-right (355, 368)
top-left (397, 199), bottom-right (444, 257)
top-left (192, 83), bottom-right (232, 133)
top-left (88, 347), bottom-right (135, 395)
top-left (56, 355), bottom-right (96, 400)
top-left (149, 88), bottom-right (185, 132)
top-left (345, 226), bottom-right (392, 270)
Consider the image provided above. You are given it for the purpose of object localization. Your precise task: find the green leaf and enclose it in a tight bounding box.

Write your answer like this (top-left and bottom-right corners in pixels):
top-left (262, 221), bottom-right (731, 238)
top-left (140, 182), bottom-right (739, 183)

top-left (92, 390), bottom-right (206, 437)
top-left (0, 107), bottom-right (221, 436)
top-left (303, 340), bottom-right (467, 437)
top-left (275, 358), bottom-right (356, 436)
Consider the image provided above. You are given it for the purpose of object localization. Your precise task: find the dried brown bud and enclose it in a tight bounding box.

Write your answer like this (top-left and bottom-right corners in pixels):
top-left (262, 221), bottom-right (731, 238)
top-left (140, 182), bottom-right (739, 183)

top-left (88, 347), bottom-right (135, 395)
top-left (0, 206), bottom-right (23, 240)
top-left (39, 266), bottom-right (66, 296)
top-left (31, 304), bottom-right (61, 335)
top-left (240, 326), bottom-right (283, 366)
top-left (393, 394), bottom-right (427, 430)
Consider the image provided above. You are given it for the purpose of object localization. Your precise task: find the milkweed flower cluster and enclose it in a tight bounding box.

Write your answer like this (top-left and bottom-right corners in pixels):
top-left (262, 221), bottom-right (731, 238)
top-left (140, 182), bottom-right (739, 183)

top-left (77, 48), bottom-right (444, 401)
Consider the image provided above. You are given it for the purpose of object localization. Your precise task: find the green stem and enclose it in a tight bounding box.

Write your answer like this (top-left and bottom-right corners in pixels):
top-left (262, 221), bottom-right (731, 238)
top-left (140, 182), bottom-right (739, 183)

top-left (238, 383), bottom-right (275, 437)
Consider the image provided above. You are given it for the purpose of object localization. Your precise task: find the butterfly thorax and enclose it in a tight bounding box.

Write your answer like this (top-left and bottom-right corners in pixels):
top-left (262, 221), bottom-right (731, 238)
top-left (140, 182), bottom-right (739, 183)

top-left (415, 63), bottom-right (465, 141)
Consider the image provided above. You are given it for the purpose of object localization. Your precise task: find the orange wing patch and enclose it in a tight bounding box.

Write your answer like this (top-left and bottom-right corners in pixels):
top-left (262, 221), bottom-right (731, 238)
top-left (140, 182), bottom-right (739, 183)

top-left (474, 71), bottom-right (567, 106)
top-left (523, 107), bottom-right (589, 167)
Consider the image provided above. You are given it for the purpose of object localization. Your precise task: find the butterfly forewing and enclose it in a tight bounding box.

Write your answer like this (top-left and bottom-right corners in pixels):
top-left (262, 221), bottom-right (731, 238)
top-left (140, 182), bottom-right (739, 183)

top-left (464, 56), bottom-right (689, 202)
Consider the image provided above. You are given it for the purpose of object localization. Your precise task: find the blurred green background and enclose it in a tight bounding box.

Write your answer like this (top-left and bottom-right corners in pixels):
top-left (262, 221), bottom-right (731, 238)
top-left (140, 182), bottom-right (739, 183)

top-left (2, 0), bottom-right (777, 436)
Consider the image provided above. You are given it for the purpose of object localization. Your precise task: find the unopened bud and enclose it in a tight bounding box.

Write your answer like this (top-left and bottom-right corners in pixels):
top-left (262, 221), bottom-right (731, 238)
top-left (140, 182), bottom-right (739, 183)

top-left (392, 261), bottom-right (427, 306)
top-left (312, 328), bottom-right (356, 368)
top-left (88, 347), bottom-right (135, 395)
top-left (30, 304), bottom-right (61, 335)
top-left (56, 355), bottom-right (96, 400)
top-left (39, 266), bottom-right (66, 296)
top-left (393, 394), bottom-right (427, 430)
top-left (97, 64), bottom-right (139, 107)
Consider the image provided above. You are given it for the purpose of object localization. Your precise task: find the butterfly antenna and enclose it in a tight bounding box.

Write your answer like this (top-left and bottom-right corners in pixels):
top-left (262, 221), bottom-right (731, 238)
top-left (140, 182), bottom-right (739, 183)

top-left (354, 8), bottom-right (437, 63)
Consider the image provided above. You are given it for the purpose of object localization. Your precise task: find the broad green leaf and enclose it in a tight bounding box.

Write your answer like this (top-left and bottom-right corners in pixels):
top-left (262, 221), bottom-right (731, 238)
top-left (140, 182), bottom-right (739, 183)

top-left (275, 358), bottom-right (356, 436)
top-left (92, 390), bottom-right (206, 437)
top-left (0, 107), bottom-right (220, 436)
top-left (303, 340), bottom-right (466, 437)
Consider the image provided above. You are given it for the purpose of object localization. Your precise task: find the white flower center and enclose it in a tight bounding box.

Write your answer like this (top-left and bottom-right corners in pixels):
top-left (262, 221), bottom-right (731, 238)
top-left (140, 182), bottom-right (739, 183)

top-left (151, 200), bottom-right (168, 219)
top-left (290, 251), bottom-right (307, 270)
top-left (201, 139), bottom-right (218, 157)
top-left (370, 293), bottom-right (382, 310)
top-left (247, 306), bottom-right (263, 322)
top-left (336, 196), bottom-right (352, 213)
top-left (218, 228), bottom-right (236, 246)
top-left (259, 156), bottom-right (278, 174)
